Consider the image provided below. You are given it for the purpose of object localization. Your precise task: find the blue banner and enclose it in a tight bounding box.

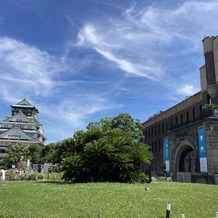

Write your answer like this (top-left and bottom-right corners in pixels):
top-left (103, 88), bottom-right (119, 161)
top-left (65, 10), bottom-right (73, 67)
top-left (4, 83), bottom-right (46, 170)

top-left (198, 127), bottom-right (208, 173)
top-left (164, 137), bottom-right (169, 161)
top-left (198, 127), bottom-right (207, 158)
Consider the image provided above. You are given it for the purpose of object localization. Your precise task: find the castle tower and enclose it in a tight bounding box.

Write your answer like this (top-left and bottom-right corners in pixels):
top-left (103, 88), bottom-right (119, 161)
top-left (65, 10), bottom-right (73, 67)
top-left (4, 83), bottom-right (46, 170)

top-left (11, 98), bottom-right (39, 117)
top-left (0, 99), bottom-right (46, 156)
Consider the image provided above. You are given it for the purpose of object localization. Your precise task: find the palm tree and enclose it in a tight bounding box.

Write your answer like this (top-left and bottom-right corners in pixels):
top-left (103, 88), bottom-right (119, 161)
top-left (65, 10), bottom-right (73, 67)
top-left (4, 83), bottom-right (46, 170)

top-left (84, 139), bottom-right (114, 181)
top-left (130, 142), bottom-right (153, 166)
top-left (61, 154), bottom-right (85, 182)
top-left (53, 138), bottom-right (79, 164)
top-left (4, 143), bottom-right (30, 168)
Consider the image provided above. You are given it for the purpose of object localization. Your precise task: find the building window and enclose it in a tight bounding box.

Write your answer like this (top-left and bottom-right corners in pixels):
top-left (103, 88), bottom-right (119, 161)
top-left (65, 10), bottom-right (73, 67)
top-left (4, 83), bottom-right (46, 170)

top-left (158, 124), bottom-right (160, 134)
top-left (207, 94), bottom-right (211, 104)
top-left (180, 114), bottom-right (183, 124)
top-left (186, 111), bottom-right (189, 123)
top-left (200, 105), bottom-right (203, 118)
top-left (148, 129), bottom-right (150, 138)
top-left (193, 108), bottom-right (196, 120)
top-left (175, 116), bottom-right (178, 125)
top-left (162, 122), bottom-right (164, 133)
top-left (151, 128), bottom-right (153, 137)
top-left (170, 118), bottom-right (173, 126)
top-left (154, 126), bottom-right (157, 136)
top-left (0, 149), bottom-right (5, 153)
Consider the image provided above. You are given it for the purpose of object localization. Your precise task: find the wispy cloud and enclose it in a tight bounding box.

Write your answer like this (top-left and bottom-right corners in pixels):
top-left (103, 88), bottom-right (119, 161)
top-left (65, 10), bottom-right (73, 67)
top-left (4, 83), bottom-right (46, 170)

top-left (177, 84), bottom-right (198, 96)
top-left (0, 37), bottom-right (63, 98)
top-left (38, 94), bottom-right (121, 142)
top-left (75, 0), bottom-right (218, 96)
top-left (0, 36), bottom-right (121, 142)
top-left (95, 48), bottom-right (155, 79)
top-left (2, 0), bottom-right (218, 142)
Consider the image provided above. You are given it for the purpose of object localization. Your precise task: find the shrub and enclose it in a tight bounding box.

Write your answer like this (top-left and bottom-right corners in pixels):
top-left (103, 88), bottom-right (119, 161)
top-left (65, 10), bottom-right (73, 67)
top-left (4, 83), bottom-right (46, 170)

top-left (44, 172), bottom-right (63, 181)
top-left (7, 171), bottom-right (17, 180)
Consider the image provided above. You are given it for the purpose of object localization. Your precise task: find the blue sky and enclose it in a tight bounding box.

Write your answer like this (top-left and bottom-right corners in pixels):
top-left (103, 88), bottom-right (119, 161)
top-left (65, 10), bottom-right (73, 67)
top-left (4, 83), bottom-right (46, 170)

top-left (0, 0), bottom-right (218, 143)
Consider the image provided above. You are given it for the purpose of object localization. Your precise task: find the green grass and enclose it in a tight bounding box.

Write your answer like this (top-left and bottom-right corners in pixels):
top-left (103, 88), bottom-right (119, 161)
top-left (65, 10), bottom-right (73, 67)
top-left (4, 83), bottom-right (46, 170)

top-left (0, 181), bottom-right (217, 218)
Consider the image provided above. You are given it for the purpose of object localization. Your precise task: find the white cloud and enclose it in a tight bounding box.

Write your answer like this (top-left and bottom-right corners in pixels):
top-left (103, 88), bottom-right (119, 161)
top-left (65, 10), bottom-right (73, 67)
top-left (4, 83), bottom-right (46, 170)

top-left (38, 94), bottom-right (122, 142)
top-left (177, 85), bottom-right (197, 96)
top-left (75, 0), bottom-right (218, 89)
top-left (0, 37), bottom-right (62, 99)
top-left (0, 36), bottom-right (121, 142)
top-left (76, 24), bottom-right (164, 79)
top-left (2, 0), bottom-right (218, 142)
top-left (95, 48), bottom-right (155, 79)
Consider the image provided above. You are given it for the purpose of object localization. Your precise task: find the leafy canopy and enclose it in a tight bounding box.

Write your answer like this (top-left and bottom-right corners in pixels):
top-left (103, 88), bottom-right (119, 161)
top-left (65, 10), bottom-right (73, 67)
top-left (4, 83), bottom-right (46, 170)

top-left (52, 113), bottom-right (152, 183)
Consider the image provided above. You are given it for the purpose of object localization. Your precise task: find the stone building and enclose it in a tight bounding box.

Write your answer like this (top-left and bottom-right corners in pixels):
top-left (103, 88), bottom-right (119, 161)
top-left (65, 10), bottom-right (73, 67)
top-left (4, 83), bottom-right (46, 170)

top-left (0, 98), bottom-right (46, 156)
top-left (143, 36), bottom-right (218, 184)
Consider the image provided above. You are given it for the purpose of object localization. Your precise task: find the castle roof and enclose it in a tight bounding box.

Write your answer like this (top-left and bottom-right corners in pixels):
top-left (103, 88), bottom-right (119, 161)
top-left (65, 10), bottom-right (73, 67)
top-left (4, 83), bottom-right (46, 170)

top-left (11, 98), bottom-right (38, 112)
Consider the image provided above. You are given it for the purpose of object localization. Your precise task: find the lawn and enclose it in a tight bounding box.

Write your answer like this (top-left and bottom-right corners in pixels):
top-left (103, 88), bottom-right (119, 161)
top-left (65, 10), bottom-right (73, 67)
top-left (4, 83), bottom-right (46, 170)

top-left (0, 181), bottom-right (217, 218)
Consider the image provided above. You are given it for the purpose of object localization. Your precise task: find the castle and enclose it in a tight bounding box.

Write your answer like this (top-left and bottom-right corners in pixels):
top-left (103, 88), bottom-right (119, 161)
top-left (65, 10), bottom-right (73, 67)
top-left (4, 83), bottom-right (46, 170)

top-left (0, 98), bottom-right (46, 156)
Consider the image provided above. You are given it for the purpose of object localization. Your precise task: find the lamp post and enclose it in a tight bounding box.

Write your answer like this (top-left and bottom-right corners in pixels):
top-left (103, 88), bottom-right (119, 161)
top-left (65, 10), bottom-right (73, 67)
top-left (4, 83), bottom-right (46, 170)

top-left (166, 202), bottom-right (171, 218)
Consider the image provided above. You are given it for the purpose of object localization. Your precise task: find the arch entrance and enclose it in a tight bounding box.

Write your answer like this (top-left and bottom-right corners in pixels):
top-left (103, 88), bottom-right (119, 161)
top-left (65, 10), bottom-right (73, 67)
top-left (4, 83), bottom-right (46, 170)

top-left (178, 146), bottom-right (199, 172)
top-left (175, 141), bottom-right (199, 182)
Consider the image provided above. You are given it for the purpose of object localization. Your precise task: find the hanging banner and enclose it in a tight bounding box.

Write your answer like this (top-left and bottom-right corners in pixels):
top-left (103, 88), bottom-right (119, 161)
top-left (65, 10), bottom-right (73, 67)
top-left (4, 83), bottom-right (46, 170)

top-left (164, 137), bottom-right (170, 172)
top-left (198, 127), bottom-right (208, 173)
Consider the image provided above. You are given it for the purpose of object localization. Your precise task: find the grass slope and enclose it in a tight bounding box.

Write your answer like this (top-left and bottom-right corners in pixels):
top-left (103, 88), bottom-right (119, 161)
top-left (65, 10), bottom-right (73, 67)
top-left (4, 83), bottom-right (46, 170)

top-left (0, 181), bottom-right (217, 218)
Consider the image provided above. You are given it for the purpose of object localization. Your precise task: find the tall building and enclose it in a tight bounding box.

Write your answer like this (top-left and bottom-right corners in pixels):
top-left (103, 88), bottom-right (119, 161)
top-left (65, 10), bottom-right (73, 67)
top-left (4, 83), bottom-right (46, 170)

top-left (0, 98), bottom-right (46, 156)
top-left (143, 36), bottom-right (218, 184)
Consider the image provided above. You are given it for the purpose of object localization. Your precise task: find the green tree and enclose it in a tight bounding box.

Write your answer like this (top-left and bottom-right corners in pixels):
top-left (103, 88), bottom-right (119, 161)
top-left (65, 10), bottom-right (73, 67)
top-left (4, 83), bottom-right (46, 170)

top-left (3, 143), bottom-right (30, 168)
top-left (53, 113), bottom-right (152, 183)
top-left (41, 143), bottom-right (58, 163)
top-left (201, 103), bottom-right (218, 117)
top-left (111, 113), bottom-right (144, 141)
top-left (28, 144), bottom-right (43, 164)
top-left (61, 154), bottom-right (85, 182)
top-left (84, 138), bottom-right (115, 181)
top-left (52, 138), bottom-right (79, 164)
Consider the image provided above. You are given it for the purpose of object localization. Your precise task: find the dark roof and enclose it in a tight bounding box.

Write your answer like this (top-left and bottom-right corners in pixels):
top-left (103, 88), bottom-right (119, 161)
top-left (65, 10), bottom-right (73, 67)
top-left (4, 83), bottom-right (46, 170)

top-left (11, 98), bottom-right (39, 112)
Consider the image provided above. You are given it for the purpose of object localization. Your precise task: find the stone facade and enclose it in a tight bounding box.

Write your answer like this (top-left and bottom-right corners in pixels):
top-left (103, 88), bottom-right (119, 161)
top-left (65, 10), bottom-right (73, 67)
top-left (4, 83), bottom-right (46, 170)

top-left (143, 36), bottom-right (218, 184)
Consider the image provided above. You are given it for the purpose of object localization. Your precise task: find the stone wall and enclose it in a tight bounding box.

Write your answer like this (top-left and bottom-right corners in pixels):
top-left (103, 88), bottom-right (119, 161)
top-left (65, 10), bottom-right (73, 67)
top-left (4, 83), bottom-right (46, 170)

top-left (166, 117), bottom-right (218, 184)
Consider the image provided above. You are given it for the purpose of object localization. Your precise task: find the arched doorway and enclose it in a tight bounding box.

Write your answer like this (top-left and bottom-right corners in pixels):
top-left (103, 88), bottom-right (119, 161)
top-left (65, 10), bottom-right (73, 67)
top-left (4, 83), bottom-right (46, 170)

top-left (178, 146), bottom-right (199, 173)
top-left (175, 141), bottom-right (200, 182)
